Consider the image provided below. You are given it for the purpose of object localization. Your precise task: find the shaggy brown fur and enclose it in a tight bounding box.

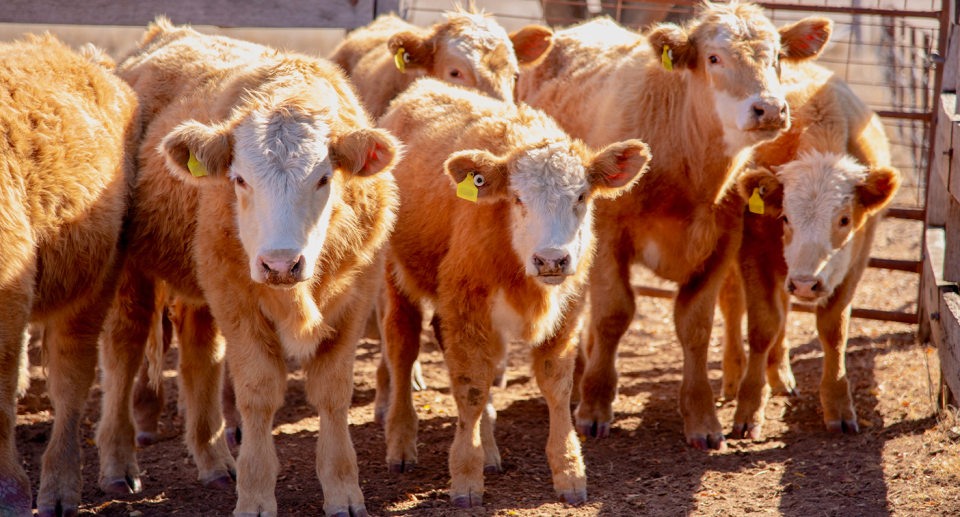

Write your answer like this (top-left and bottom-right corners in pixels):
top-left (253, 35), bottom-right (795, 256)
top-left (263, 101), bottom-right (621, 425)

top-left (377, 78), bottom-right (648, 507)
top-left (518, 2), bottom-right (831, 450)
top-left (0, 35), bottom-right (139, 517)
top-left (720, 61), bottom-right (900, 440)
top-left (330, 11), bottom-right (552, 119)
top-left (95, 19), bottom-right (400, 517)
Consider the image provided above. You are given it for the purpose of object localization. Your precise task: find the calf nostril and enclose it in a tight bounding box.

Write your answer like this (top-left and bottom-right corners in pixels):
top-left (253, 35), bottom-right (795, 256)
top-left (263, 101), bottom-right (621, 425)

top-left (533, 256), bottom-right (545, 267)
top-left (811, 280), bottom-right (821, 292)
top-left (753, 106), bottom-right (765, 118)
top-left (557, 255), bottom-right (571, 269)
top-left (787, 281), bottom-right (796, 294)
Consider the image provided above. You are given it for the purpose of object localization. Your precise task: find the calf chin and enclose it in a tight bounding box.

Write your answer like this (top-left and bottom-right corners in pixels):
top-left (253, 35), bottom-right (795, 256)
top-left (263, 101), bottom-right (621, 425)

top-left (536, 275), bottom-right (568, 286)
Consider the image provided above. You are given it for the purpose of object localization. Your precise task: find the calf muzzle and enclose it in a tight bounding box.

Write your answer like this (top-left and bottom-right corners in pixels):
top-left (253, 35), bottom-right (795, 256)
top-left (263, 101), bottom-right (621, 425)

top-left (749, 99), bottom-right (788, 131)
top-left (786, 275), bottom-right (825, 300)
top-left (532, 251), bottom-right (572, 284)
top-left (258, 250), bottom-right (307, 286)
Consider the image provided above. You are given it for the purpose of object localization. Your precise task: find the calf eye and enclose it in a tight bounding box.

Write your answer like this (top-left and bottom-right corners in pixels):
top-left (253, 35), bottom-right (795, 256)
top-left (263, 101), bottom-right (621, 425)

top-left (781, 215), bottom-right (789, 225)
top-left (318, 175), bottom-right (331, 189)
top-left (515, 197), bottom-right (523, 206)
top-left (577, 194), bottom-right (585, 203)
top-left (234, 176), bottom-right (247, 188)
top-left (450, 69), bottom-right (461, 78)
top-left (840, 216), bottom-right (850, 226)
top-left (709, 55), bottom-right (720, 64)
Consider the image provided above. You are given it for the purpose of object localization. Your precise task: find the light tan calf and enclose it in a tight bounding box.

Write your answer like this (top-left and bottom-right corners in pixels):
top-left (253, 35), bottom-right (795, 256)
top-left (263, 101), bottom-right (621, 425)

top-left (0, 36), bottom-right (139, 517)
top-left (518, 2), bottom-right (831, 450)
top-left (721, 61), bottom-right (900, 440)
top-left (95, 19), bottom-right (400, 517)
top-left (330, 10), bottom-right (552, 119)
top-left (378, 78), bottom-right (649, 507)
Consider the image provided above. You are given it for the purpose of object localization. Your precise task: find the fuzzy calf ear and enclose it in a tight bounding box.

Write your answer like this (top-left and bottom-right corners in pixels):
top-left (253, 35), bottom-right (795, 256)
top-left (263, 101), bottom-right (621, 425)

top-left (647, 24), bottom-right (696, 70)
top-left (589, 140), bottom-right (651, 198)
top-left (332, 128), bottom-right (402, 177)
top-left (779, 17), bottom-right (832, 61)
top-left (160, 120), bottom-right (233, 183)
top-left (510, 25), bottom-right (553, 65)
top-left (444, 150), bottom-right (508, 201)
top-left (388, 31), bottom-right (435, 71)
top-left (738, 167), bottom-right (784, 217)
top-left (856, 166), bottom-right (900, 213)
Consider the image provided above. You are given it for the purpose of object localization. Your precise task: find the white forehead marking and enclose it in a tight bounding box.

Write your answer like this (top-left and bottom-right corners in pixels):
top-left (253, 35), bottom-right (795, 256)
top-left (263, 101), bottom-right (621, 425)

top-left (513, 142), bottom-right (588, 206)
top-left (232, 108), bottom-right (331, 184)
top-left (444, 12), bottom-right (518, 70)
top-left (708, 13), bottom-right (780, 63)
top-left (778, 151), bottom-right (866, 227)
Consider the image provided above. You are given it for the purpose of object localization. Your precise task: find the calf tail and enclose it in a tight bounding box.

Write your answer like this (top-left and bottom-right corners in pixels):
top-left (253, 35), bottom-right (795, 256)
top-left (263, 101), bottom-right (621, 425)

top-left (145, 284), bottom-right (168, 391)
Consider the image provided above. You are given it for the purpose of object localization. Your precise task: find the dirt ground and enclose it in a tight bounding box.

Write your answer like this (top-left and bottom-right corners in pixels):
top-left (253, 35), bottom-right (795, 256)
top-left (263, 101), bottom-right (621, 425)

top-left (15, 217), bottom-right (960, 516)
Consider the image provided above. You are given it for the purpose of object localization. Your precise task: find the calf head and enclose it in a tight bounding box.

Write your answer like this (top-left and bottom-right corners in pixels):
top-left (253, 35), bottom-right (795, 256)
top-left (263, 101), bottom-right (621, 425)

top-left (446, 138), bottom-right (650, 285)
top-left (739, 152), bottom-right (900, 302)
top-left (648, 2), bottom-right (832, 154)
top-left (388, 9), bottom-right (552, 103)
top-left (161, 98), bottom-right (399, 287)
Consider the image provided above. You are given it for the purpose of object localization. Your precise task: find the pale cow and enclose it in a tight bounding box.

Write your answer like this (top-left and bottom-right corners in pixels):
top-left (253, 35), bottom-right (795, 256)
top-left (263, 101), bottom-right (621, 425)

top-left (94, 19), bottom-right (401, 517)
top-left (720, 60), bottom-right (900, 439)
top-left (0, 36), bottom-right (139, 517)
top-left (330, 9), bottom-right (553, 119)
top-left (377, 78), bottom-right (649, 507)
top-left (518, 2), bottom-right (832, 449)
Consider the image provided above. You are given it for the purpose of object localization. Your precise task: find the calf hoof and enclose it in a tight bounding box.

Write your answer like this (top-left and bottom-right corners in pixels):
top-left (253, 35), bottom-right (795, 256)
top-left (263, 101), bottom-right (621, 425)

top-left (729, 422), bottom-right (762, 441)
top-left (327, 503), bottom-right (369, 517)
top-left (38, 502), bottom-right (79, 517)
top-left (493, 374), bottom-right (506, 389)
top-left (136, 431), bottom-right (159, 447)
top-left (100, 474), bottom-right (142, 494)
top-left (411, 361), bottom-right (427, 392)
top-left (483, 464), bottom-right (501, 475)
top-left (826, 419), bottom-right (859, 435)
top-left (387, 460), bottom-right (416, 474)
top-left (687, 433), bottom-right (727, 452)
top-left (226, 426), bottom-right (242, 447)
top-left (201, 469), bottom-right (236, 489)
top-left (575, 418), bottom-right (610, 439)
top-left (771, 385), bottom-right (798, 397)
top-left (235, 512), bottom-right (277, 517)
top-left (558, 488), bottom-right (587, 505)
top-left (450, 493), bottom-right (482, 508)
top-left (373, 406), bottom-right (387, 428)
top-left (0, 476), bottom-right (32, 517)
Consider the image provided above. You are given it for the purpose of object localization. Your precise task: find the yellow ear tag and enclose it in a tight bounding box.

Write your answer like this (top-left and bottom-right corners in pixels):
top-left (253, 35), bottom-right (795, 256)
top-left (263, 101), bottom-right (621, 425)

top-left (662, 44), bottom-right (674, 72)
top-left (456, 172), bottom-right (479, 202)
top-left (187, 150), bottom-right (208, 178)
top-left (748, 187), bottom-right (764, 215)
top-left (394, 47), bottom-right (406, 73)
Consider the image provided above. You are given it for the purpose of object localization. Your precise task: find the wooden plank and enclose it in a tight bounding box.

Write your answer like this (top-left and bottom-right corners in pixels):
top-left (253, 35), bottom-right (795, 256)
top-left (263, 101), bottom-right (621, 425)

top-left (0, 0), bottom-right (377, 29)
top-left (945, 197), bottom-right (960, 282)
top-left (938, 292), bottom-right (960, 410)
top-left (920, 229), bottom-right (955, 344)
top-left (944, 25), bottom-right (960, 95)
top-left (935, 94), bottom-right (957, 195)
top-left (375, 0), bottom-right (403, 17)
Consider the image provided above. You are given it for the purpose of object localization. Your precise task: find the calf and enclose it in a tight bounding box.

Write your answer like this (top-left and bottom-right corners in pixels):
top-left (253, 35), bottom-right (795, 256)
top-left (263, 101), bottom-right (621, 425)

top-left (95, 19), bottom-right (400, 517)
top-left (0, 36), bottom-right (139, 517)
top-left (330, 9), bottom-right (552, 118)
top-left (720, 61), bottom-right (899, 439)
top-left (518, 2), bottom-right (831, 449)
top-left (378, 78), bottom-right (649, 507)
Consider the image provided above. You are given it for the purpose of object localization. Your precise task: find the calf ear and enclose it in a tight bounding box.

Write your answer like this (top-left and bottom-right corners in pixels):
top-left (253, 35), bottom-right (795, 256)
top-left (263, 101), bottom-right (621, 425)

top-left (444, 150), bottom-right (508, 201)
top-left (388, 31), bottom-right (434, 71)
top-left (589, 140), bottom-right (651, 199)
top-left (332, 128), bottom-right (403, 177)
top-left (160, 120), bottom-right (233, 184)
top-left (779, 17), bottom-right (832, 61)
top-left (737, 167), bottom-right (784, 217)
top-left (856, 166), bottom-right (900, 213)
top-left (647, 24), bottom-right (696, 70)
top-left (511, 25), bottom-right (553, 65)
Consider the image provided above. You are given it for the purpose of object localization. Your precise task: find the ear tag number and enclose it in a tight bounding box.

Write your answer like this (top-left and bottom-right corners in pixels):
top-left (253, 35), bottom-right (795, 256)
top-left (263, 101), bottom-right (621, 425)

top-left (187, 150), bottom-right (209, 178)
top-left (662, 44), bottom-right (674, 72)
top-left (748, 187), bottom-right (764, 215)
top-left (395, 47), bottom-right (408, 73)
top-left (457, 172), bottom-right (479, 202)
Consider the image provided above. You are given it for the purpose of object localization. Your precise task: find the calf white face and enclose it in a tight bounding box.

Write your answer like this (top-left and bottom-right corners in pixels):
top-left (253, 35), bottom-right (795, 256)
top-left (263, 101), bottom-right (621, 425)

top-left (647, 4), bottom-right (833, 155)
top-left (161, 106), bottom-right (399, 287)
top-left (446, 140), bottom-right (650, 286)
top-left (739, 152), bottom-right (900, 303)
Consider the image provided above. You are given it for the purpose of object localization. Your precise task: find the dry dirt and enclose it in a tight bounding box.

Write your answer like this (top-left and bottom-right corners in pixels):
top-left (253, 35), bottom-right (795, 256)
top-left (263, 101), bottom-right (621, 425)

top-left (15, 217), bottom-right (960, 516)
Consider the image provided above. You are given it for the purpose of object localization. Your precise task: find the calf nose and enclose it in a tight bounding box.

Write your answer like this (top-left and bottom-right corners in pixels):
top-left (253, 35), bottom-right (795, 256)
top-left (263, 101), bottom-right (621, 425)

top-left (787, 276), bottom-right (822, 299)
top-left (532, 251), bottom-right (572, 276)
top-left (258, 251), bottom-right (307, 284)
top-left (751, 100), bottom-right (788, 127)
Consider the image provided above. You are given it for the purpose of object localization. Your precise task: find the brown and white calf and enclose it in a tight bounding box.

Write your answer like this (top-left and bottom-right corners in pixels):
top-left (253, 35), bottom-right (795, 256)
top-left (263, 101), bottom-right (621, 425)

top-left (518, 2), bottom-right (831, 450)
top-left (95, 19), bottom-right (400, 517)
top-left (720, 61), bottom-right (900, 439)
top-left (0, 36), bottom-right (139, 517)
top-left (330, 9), bottom-right (552, 119)
top-left (377, 78), bottom-right (649, 507)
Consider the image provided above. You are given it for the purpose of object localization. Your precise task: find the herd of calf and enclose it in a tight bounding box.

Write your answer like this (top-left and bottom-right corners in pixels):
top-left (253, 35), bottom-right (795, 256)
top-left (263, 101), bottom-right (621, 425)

top-left (0, 2), bottom-right (902, 516)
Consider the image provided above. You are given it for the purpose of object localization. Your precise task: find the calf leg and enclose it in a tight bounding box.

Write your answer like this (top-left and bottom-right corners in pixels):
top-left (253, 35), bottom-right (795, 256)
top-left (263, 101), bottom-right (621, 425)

top-left (97, 268), bottom-right (154, 495)
top-left (766, 292), bottom-right (797, 397)
top-left (176, 303), bottom-right (236, 488)
top-left (577, 249), bottom-right (633, 439)
top-left (817, 304), bottom-right (858, 434)
top-left (532, 328), bottom-right (586, 504)
top-left (132, 304), bottom-right (172, 447)
top-left (0, 290), bottom-right (32, 517)
top-left (382, 278), bottom-right (423, 474)
top-left (730, 288), bottom-right (785, 440)
top-left (38, 299), bottom-right (110, 517)
top-left (222, 362), bottom-right (242, 447)
top-left (719, 268), bottom-right (746, 401)
top-left (445, 348), bottom-right (496, 508)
